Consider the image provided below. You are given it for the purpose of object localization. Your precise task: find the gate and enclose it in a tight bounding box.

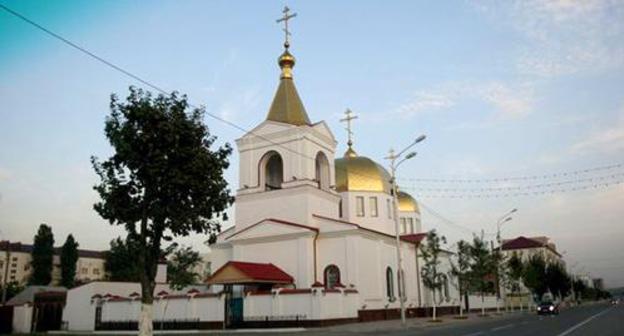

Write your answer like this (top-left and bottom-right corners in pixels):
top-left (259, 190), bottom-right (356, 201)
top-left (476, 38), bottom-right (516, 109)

top-left (226, 297), bottom-right (243, 328)
top-left (0, 305), bottom-right (14, 333)
top-left (32, 291), bottom-right (66, 332)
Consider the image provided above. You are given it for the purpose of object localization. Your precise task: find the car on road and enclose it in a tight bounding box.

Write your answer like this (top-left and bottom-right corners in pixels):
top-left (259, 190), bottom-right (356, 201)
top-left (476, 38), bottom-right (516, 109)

top-left (612, 298), bottom-right (620, 305)
top-left (537, 301), bottom-right (559, 315)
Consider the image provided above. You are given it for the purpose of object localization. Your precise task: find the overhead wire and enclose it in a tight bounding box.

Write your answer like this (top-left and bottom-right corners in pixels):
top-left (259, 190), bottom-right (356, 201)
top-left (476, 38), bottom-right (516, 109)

top-left (2, 3), bottom-right (622, 202)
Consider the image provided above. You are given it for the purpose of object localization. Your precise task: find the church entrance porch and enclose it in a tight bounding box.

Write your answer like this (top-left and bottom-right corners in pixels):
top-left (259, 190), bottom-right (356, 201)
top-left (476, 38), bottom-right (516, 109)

top-left (208, 261), bottom-right (296, 329)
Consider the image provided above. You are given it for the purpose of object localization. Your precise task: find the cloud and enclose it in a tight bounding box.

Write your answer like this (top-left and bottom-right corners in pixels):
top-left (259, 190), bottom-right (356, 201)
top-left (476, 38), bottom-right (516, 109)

top-left (0, 167), bottom-right (10, 182)
top-left (478, 82), bottom-right (533, 119)
top-left (395, 91), bottom-right (455, 118)
top-left (571, 119), bottom-right (624, 154)
top-left (394, 81), bottom-right (533, 120)
top-left (473, 0), bottom-right (624, 77)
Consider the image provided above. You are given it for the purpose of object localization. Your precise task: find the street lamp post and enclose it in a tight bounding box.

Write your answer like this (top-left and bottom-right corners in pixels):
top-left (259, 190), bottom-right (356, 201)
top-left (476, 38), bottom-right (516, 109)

top-left (494, 208), bottom-right (516, 314)
top-left (386, 134), bottom-right (426, 326)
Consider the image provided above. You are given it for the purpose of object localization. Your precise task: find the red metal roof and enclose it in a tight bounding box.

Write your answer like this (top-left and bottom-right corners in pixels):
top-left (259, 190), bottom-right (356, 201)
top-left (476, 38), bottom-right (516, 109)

top-left (502, 236), bottom-right (545, 250)
top-left (400, 233), bottom-right (427, 244)
top-left (209, 261), bottom-right (294, 284)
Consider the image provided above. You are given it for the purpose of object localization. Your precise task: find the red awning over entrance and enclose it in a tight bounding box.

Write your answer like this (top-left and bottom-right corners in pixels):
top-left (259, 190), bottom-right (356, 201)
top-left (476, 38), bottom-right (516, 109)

top-left (207, 261), bottom-right (294, 285)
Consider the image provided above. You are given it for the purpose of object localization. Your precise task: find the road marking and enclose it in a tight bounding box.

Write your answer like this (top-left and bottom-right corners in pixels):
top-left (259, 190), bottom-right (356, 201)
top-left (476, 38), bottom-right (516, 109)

top-left (556, 307), bottom-right (614, 336)
top-left (491, 323), bottom-right (514, 331)
top-left (461, 332), bottom-right (484, 336)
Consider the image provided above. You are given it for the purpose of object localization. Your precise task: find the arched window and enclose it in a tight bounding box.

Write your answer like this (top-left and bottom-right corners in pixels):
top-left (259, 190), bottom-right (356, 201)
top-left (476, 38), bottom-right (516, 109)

top-left (386, 267), bottom-right (395, 300)
top-left (260, 151), bottom-right (283, 191)
top-left (442, 274), bottom-right (450, 302)
top-left (324, 265), bottom-right (341, 288)
top-left (315, 151), bottom-right (330, 190)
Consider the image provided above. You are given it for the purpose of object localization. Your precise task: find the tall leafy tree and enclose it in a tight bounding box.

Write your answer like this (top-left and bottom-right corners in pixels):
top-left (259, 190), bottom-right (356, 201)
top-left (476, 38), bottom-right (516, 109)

top-left (104, 237), bottom-right (141, 281)
top-left (545, 262), bottom-right (570, 300)
top-left (420, 230), bottom-right (447, 321)
top-left (60, 234), bottom-right (79, 288)
top-left (506, 252), bottom-right (524, 310)
top-left (92, 87), bottom-right (233, 336)
top-left (522, 254), bottom-right (548, 303)
top-left (467, 235), bottom-right (495, 316)
top-left (29, 224), bottom-right (55, 285)
top-left (451, 240), bottom-right (471, 317)
top-left (166, 245), bottom-right (202, 290)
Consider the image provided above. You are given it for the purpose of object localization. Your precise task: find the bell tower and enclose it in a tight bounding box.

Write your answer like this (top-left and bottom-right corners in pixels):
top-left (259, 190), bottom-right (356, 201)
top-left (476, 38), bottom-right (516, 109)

top-left (234, 7), bottom-right (340, 229)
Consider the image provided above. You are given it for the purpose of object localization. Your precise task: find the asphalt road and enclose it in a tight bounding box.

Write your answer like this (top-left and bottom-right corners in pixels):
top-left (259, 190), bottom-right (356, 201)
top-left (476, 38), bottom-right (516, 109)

top-left (389, 302), bottom-right (624, 336)
top-left (223, 302), bottom-right (623, 336)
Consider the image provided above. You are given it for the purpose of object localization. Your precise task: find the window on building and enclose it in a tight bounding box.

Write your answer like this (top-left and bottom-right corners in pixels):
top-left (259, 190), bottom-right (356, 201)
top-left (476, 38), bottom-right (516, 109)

top-left (338, 199), bottom-right (343, 218)
top-left (407, 218), bottom-right (414, 233)
top-left (315, 152), bottom-right (330, 190)
top-left (93, 268), bottom-right (100, 275)
top-left (24, 265), bottom-right (30, 271)
top-left (324, 265), bottom-right (341, 289)
top-left (11, 263), bottom-right (17, 268)
top-left (400, 218), bottom-right (407, 233)
top-left (262, 151), bottom-right (283, 191)
top-left (387, 199), bottom-right (392, 219)
top-left (12, 257), bottom-right (17, 261)
top-left (356, 196), bottom-right (365, 217)
top-left (369, 197), bottom-right (378, 217)
top-left (386, 267), bottom-right (395, 300)
top-left (81, 268), bottom-right (88, 274)
top-left (10, 269), bottom-right (16, 274)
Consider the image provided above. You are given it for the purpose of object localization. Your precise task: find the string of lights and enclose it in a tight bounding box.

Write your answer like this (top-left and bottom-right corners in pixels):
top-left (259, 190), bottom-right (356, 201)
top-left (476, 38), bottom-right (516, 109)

top-left (404, 179), bottom-right (624, 199)
top-left (399, 162), bottom-right (624, 183)
top-left (407, 172), bottom-right (624, 193)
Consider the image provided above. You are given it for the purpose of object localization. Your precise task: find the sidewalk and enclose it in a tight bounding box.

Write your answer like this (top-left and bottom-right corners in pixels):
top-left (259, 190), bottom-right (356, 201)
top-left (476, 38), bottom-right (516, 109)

top-left (317, 310), bottom-right (532, 334)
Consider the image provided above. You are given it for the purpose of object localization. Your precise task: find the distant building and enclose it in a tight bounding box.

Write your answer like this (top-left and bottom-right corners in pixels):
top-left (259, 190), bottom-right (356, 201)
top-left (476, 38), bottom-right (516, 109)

top-left (593, 278), bottom-right (605, 291)
top-left (0, 240), bottom-right (106, 286)
top-left (500, 236), bottom-right (564, 266)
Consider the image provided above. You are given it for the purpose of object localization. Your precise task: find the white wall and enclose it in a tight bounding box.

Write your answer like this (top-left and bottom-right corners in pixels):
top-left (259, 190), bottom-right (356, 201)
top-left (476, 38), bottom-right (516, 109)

top-left (101, 295), bottom-right (224, 323)
top-left (467, 295), bottom-right (501, 311)
top-left (62, 282), bottom-right (204, 331)
top-left (12, 305), bottom-right (33, 333)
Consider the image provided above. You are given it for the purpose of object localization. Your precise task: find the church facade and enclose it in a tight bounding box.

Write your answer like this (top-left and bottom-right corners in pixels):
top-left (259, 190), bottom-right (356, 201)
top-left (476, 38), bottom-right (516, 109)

top-left (208, 29), bottom-right (460, 324)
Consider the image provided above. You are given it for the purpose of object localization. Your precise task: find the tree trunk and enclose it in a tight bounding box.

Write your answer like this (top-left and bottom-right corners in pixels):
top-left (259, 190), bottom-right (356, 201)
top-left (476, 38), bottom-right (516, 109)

top-left (139, 303), bottom-right (153, 336)
top-left (432, 290), bottom-right (437, 320)
top-left (459, 291), bottom-right (464, 317)
top-left (481, 292), bottom-right (485, 316)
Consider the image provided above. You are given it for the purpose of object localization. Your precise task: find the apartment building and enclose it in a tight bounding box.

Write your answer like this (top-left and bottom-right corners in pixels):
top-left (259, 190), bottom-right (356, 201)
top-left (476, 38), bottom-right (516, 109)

top-left (0, 241), bottom-right (106, 286)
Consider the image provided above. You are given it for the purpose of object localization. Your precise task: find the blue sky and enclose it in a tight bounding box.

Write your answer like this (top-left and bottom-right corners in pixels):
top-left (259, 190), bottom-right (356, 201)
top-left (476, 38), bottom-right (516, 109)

top-left (1, 1), bottom-right (623, 287)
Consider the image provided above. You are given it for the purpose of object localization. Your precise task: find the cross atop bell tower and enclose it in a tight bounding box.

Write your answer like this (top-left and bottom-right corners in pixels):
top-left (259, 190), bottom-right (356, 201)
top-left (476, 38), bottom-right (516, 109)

top-left (276, 6), bottom-right (297, 49)
top-left (340, 109), bottom-right (359, 158)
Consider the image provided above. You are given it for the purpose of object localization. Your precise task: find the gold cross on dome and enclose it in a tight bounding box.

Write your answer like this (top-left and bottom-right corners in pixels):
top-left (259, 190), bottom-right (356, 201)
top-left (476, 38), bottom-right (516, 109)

top-left (276, 6), bottom-right (297, 48)
top-left (340, 108), bottom-right (358, 147)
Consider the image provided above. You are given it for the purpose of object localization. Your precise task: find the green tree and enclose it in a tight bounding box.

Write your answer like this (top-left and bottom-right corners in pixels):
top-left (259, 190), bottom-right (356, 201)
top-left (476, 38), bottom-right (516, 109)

top-left (420, 230), bottom-right (447, 321)
top-left (467, 235), bottom-right (495, 316)
top-left (0, 281), bottom-right (25, 302)
top-left (105, 237), bottom-right (141, 281)
top-left (29, 224), bottom-right (55, 285)
top-left (92, 88), bottom-right (233, 336)
top-left (506, 252), bottom-right (524, 293)
top-left (522, 254), bottom-right (548, 303)
top-left (451, 240), bottom-right (471, 318)
top-left (60, 234), bottom-right (79, 288)
top-left (545, 262), bottom-right (570, 301)
top-left (166, 245), bottom-right (202, 290)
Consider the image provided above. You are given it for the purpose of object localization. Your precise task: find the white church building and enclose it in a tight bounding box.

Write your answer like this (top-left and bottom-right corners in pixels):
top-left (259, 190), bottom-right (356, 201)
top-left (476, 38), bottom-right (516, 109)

top-left (205, 29), bottom-right (460, 327)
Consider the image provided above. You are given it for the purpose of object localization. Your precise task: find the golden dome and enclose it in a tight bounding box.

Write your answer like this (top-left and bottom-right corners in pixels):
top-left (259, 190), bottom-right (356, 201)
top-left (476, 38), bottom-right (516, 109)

top-left (398, 191), bottom-right (420, 213)
top-left (335, 155), bottom-right (392, 193)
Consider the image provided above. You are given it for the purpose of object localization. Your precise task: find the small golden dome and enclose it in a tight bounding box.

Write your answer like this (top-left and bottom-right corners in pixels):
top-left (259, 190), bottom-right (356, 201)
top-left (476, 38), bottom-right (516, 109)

top-left (278, 50), bottom-right (295, 79)
top-left (335, 155), bottom-right (392, 193)
top-left (398, 191), bottom-right (420, 213)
